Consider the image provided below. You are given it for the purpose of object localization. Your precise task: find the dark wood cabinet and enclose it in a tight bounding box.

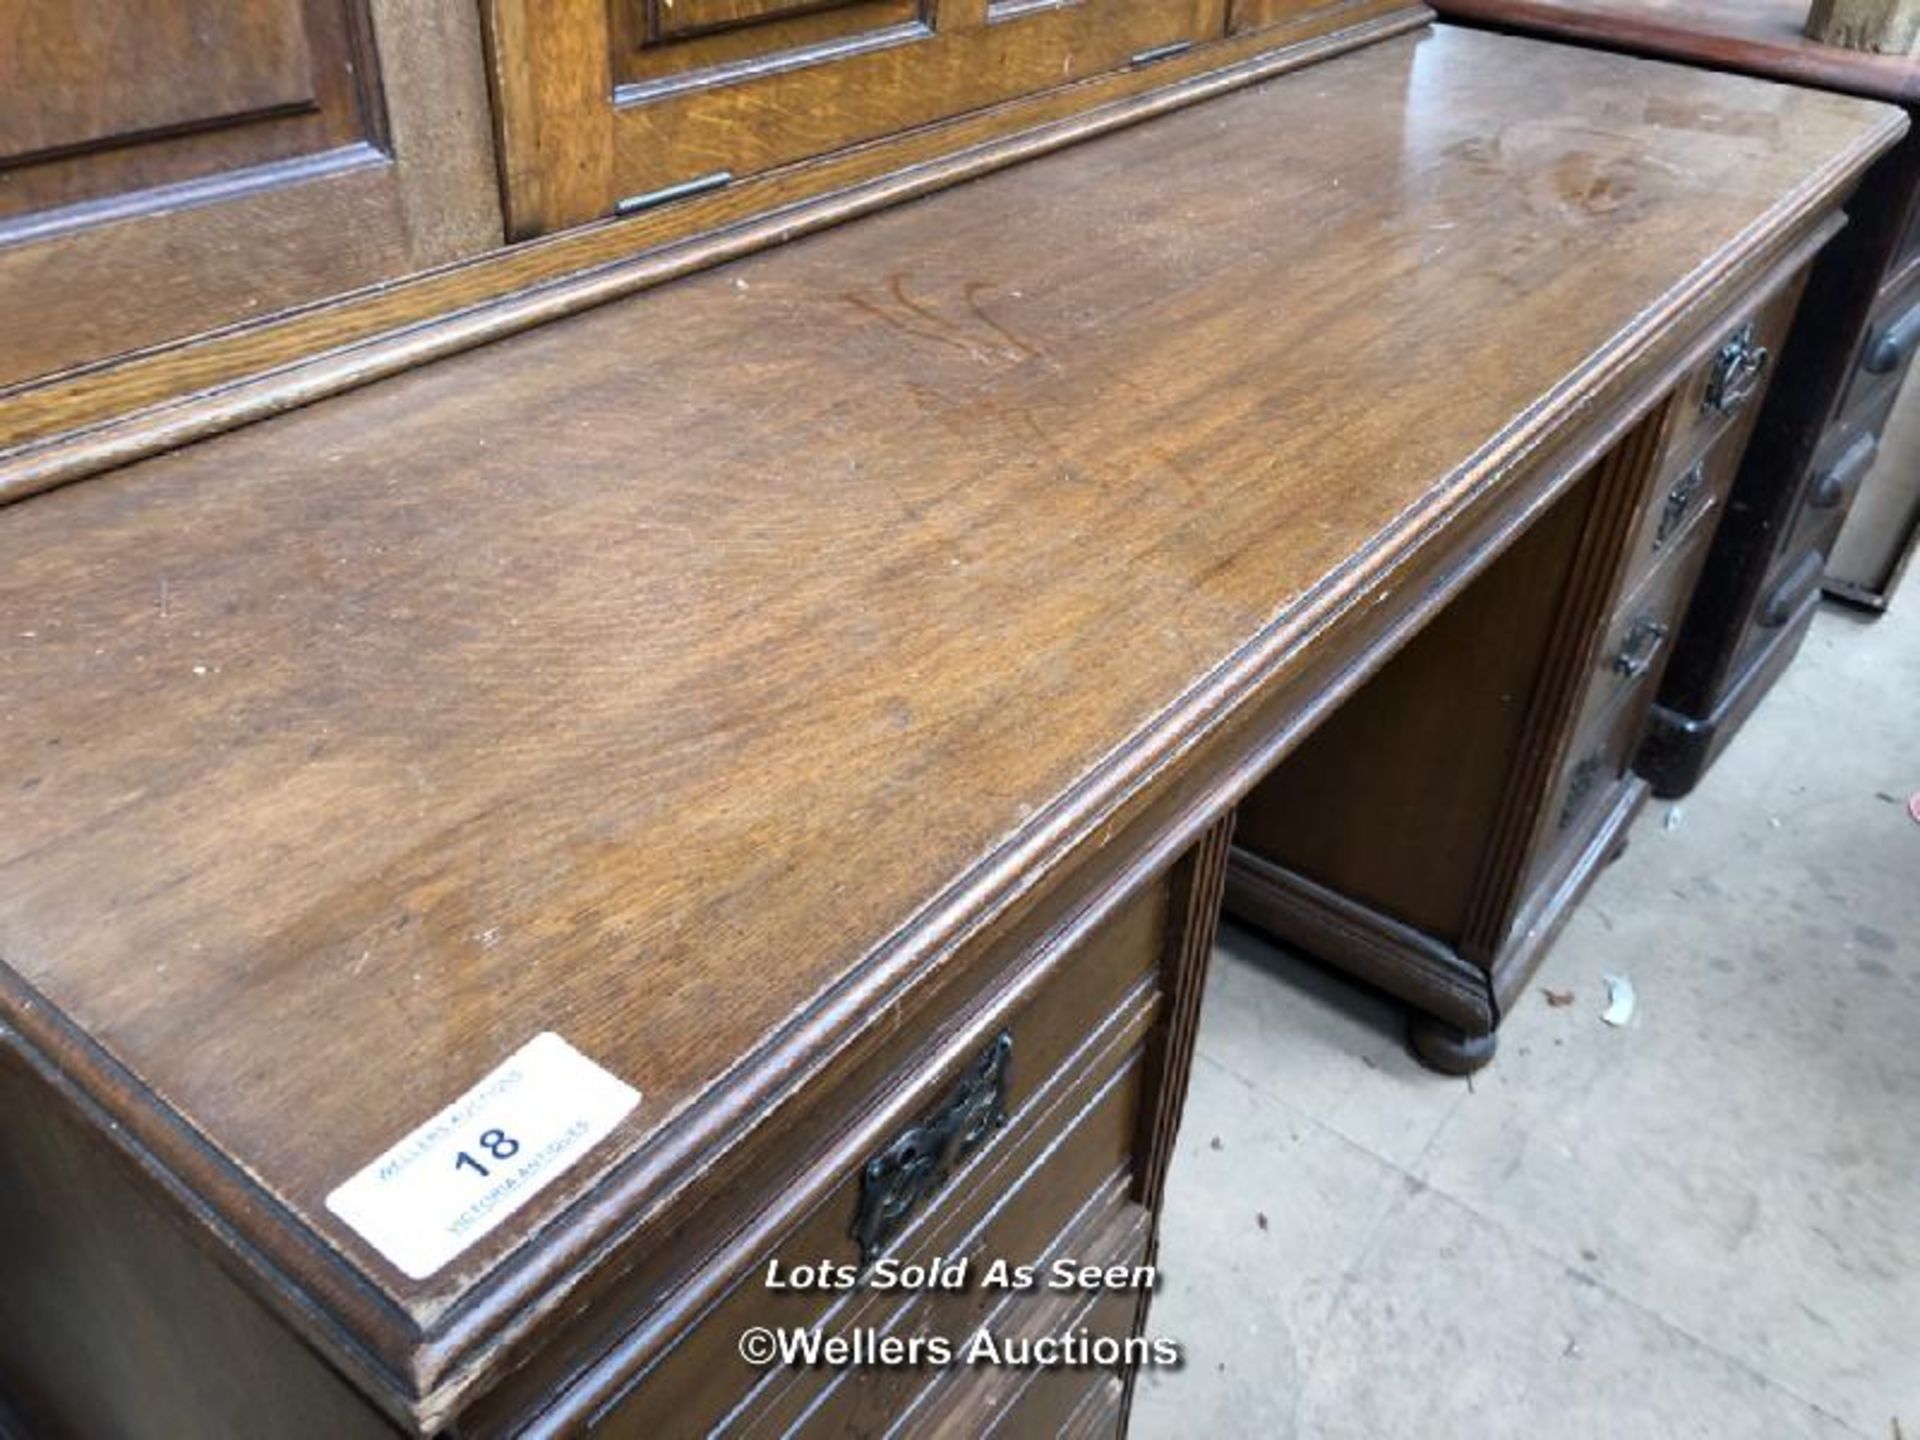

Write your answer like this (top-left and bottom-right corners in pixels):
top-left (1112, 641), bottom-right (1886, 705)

top-left (1824, 218), bottom-right (1920, 610)
top-left (1648, 126), bottom-right (1920, 791)
top-left (1425, 0), bottom-right (1920, 793)
top-left (1828, 369), bottom-right (1920, 608)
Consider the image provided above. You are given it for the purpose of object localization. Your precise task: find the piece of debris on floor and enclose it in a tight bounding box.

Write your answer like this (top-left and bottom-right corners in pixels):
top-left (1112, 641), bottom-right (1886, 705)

top-left (1209, 1136), bottom-right (1223, 1151)
top-left (1663, 806), bottom-right (1683, 832)
top-left (1601, 974), bottom-right (1636, 1027)
top-left (1255, 1212), bottom-right (1269, 1232)
top-left (1543, 987), bottom-right (1575, 1008)
top-left (1908, 793), bottom-right (1920, 825)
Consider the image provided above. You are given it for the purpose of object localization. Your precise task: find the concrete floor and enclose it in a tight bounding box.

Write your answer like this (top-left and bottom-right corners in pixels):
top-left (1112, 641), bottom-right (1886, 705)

top-left (1134, 597), bottom-right (1920, 1439)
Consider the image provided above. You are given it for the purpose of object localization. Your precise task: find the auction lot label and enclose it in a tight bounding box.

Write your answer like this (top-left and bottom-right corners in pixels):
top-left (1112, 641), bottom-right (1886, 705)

top-left (326, 1032), bottom-right (639, 1280)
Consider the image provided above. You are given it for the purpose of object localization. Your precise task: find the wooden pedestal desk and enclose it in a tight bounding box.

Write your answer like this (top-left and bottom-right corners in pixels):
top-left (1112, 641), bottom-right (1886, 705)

top-left (0, 23), bottom-right (1902, 1439)
top-left (1428, 0), bottom-right (1920, 794)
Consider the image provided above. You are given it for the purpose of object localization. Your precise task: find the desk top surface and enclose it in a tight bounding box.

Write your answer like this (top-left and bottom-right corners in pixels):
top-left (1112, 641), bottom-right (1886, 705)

top-left (1431, 0), bottom-right (1920, 104)
top-left (0, 20), bottom-right (1901, 1389)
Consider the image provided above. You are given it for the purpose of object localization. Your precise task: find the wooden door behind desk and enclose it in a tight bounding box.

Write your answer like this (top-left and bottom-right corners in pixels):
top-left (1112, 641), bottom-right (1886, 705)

top-left (485, 0), bottom-right (1228, 238)
top-left (0, 0), bottom-right (501, 386)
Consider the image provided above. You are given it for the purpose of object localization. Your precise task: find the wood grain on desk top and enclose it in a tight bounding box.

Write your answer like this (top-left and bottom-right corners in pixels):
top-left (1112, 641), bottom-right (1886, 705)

top-left (1432, 0), bottom-right (1920, 103)
top-left (0, 22), bottom-right (1901, 1365)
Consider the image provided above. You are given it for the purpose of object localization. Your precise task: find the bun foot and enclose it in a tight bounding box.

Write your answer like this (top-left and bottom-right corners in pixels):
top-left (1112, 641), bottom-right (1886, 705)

top-left (1408, 1014), bottom-right (1497, 1076)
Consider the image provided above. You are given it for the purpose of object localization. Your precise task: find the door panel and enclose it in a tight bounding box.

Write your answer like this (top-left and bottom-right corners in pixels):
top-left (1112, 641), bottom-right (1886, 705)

top-left (0, 0), bottom-right (380, 221)
top-left (0, 0), bottom-right (501, 387)
top-left (617, 0), bottom-right (920, 79)
top-left (610, 0), bottom-right (1214, 201)
top-left (3, 1), bottom-right (318, 160)
top-left (488, 0), bottom-right (1226, 238)
top-left (1228, 0), bottom-right (1346, 31)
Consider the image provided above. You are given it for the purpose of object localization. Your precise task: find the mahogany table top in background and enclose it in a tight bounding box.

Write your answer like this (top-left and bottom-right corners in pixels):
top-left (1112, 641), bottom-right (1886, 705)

top-left (1431, 0), bottom-right (1920, 103)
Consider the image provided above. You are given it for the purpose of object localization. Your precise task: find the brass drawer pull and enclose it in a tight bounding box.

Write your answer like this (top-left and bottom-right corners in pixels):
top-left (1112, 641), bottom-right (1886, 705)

top-left (1612, 616), bottom-right (1669, 679)
top-left (1865, 301), bottom-right (1920, 375)
top-left (853, 1032), bottom-right (1011, 1264)
top-left (1703, 323), bottom-right (1770, 415)
top-left (1656, 462), bottom-right (1707, 548)
top-left (1809, 432), bottom-right (1877, 510)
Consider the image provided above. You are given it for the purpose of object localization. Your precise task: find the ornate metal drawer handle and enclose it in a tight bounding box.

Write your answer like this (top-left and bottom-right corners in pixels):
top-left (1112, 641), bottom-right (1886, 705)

top-left (1656, 462), bottom-right (1706, 547)
top-left (852, 1032), bottom-right (1011, 1265)
top-left (1703, 324), bottom-right (1769, 416)
top-left (1613, 616), bottom-right (1669, 679)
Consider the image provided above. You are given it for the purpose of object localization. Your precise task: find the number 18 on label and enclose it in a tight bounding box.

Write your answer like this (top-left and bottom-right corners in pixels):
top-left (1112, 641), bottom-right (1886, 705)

top-left (325, 1032), bottom-right (641, 1280)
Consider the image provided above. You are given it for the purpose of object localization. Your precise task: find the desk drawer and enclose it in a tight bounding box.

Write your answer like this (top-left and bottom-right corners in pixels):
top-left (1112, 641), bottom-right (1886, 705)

top-left (1808, 415), bottom-right (1887, 520)
top-left (1664, 287), bottom-right (1797, 468)
top-left (1572, 526), bottom-right (1707, 745)
top-left (751, 1056), bottom-right (1149, 1438)
top-left (972, 1286), bottom-right (1139, 1440)
top-left (560, 880), bottom-right (1168, 1436)
top-left (1737, 547), bottom-right (1828, 669)
top-left (1884, 179), bottom-right (1920, 293)
top-left (1840, 267), bottom-right (1920, 423)
top-left (1619, 421), bottom-right (1743, 598)
top-left (1541, 667), bottom-right (1653, 872)
top-left (891, 1199), bottom-right (1150, 1439)
top-left (1778, 414), bottom-right (1887, 570)
top-left (1538, 506), bottom-right (1716, 881)
top-left (1061, 1375), bottom-right (1127, 1439)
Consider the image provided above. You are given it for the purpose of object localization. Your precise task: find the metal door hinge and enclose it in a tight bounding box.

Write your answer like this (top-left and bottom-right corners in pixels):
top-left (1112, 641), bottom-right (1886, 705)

top-left (1130, 40), bottom-right (1193, 67)
top-left (615, 170), bottom-right (734, 217)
